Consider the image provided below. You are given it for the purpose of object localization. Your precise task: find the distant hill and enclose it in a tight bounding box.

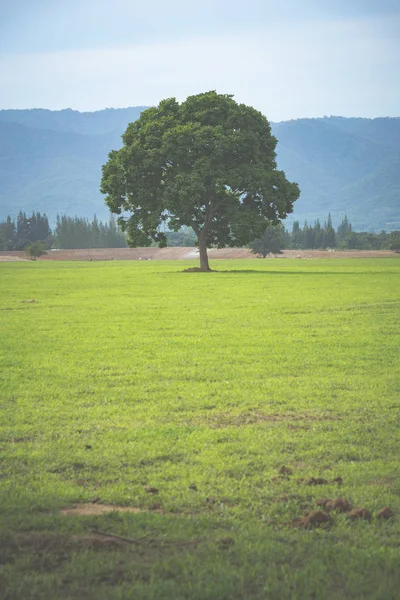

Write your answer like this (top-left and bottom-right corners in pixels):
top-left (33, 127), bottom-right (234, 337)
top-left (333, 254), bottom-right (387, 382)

top-left (0, 107), bottom-right (145, 136)
top-left (273, 117), bottom-right (400, 230)
top-left (0, 108), bottom-right (399, 230)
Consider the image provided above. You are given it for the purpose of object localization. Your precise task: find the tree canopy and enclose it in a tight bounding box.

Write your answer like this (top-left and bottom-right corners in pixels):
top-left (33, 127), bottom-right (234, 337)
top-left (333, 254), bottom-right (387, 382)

top-left (25, 242), bottom-right (47, 260)
top-left (101, 91), bottom-right (300, 270)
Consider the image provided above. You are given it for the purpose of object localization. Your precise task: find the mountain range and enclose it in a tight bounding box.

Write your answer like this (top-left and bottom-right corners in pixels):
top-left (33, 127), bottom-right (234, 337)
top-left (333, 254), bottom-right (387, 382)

top-left (0, 107), bottom-right (399, 231)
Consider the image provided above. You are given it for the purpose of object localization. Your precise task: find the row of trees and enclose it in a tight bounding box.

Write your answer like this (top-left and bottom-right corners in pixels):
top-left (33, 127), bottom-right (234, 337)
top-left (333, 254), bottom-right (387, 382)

top-left (1, 211), bottom-right (399, 255)
top-left (165, 216), bottom-right (400, 253)
top-left (0, 212), bottom-right (127, 251)
top-left (54, 215), bottom-right (127, 249)
top-left (286, 215), bottom-right (400, 251)
top-left (0, 212), bottom-right (52, 251)
top-left (250, 215), bottom-right (400, 256)
top-left (290, 214), bottom-right (338, 249)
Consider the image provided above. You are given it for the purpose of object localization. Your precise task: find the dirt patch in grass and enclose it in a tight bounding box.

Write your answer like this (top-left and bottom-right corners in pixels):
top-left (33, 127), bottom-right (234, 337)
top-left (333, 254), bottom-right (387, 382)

top-left (59, 502), bottom-right (211, 519)
top-left (293, 510), bottom-right (332, 529)
top-left (316, 498), bottom-right (353, 512)
top-left (347, 508), bottom-right (372, 521)
top-left (0, 531), bottom-right (127, 567)
top-left (376, 507), bottom-right (395, 519)
top-left (193, 410), bottom-right (339, 428)
top-left (294, 476), bottom-right (343, 486)
top-left (276, 494), bottom-right (302, 503)
top-left (305, 477), bottom-right (329, 486)
top-left (368, 476), bottom-right (396, 487)
top-left (60, 503), bottom-right (154, 516)
top-left (272, 473), bottom-right (344, 486)
top-left (0, 529), bottom-right (201, 575)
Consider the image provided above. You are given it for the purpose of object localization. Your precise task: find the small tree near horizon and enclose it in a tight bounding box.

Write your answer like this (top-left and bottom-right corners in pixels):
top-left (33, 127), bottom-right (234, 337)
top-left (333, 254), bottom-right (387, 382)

top-left (25, 242), bottom-right (47, 261)
top-left (250, 223), bottom-right (285, 257)
top-left (390, 231), bottom-right (400, 253)
top-left (101, 91), bottom-right (299, 271)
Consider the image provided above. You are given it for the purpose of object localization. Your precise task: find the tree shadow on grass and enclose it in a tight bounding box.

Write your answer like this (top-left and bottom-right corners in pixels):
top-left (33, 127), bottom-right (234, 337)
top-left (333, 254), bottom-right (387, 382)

top-left (197, 269), bottom-right (373, 276)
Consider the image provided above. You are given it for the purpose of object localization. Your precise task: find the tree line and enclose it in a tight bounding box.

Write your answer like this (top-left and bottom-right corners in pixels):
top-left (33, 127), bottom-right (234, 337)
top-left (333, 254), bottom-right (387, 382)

top-left (250, 215), bottom-right (400, 256)
top-left (54, 215), bottom-right (127, 249)
top-left (0, 212), bottom-right (52, 251)
top-left (1, 211), bottom-right (399, 255)
top-left (0, 212), bottom-right (127, 251)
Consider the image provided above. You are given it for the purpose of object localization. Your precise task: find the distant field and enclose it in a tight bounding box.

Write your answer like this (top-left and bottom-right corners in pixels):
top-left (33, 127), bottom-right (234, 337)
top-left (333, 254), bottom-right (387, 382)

top-left (0, 248), bottom-right (397, 261)
top-left (0, 258), bottom-right (399, 600)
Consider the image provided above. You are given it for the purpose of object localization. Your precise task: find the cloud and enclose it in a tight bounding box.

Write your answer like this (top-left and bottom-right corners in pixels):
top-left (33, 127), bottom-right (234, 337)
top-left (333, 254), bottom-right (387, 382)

top-left (1, 14), bottom-right (399, 120)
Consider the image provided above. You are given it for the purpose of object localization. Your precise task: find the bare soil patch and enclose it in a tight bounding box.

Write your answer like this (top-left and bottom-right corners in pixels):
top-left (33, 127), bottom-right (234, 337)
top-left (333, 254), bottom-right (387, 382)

top-left (59, 503), bottom-right (156, 516)
top-left (0, 531), bottom-right (126, 568)
top-left (293, 510), bottom-right (332, 529)
top-left (0, 528), bottom-right (203, 574)
top-left (0, 249), bottom-right (397, 262)
top-left (0, 254), bottom-right (29, 261)
top-left (305, 477), bottom-right (329, 486)
top-left (347, 508), bottom-right (372, 521)
top-left (194, 410), bottom-right (339, 429)
top-left (368, 476), bottom-right (396, 487)
top-left (316, 498), bottom-right (353, 512)
top-left (294, 476), bottom-right (343, 486)
top-left (376, 507), bottom-right (395, 519)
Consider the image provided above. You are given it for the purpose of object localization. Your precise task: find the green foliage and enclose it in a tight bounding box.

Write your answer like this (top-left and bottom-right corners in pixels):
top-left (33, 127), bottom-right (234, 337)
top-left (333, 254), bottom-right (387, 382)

top-left (0, 215), bottom-right (15, 250)
top-left (0, 211), bottom-right (52, 251)
top-left (0, 258), bottom-right (399, 599)
top-left (0, 213), bottom-right (127, 250)
top-left (249, 223), bottom-right (285, 257)
top-left (322, 213), bottom-right (336, 248)
top-left (388, 231), bottom-right (400, 253)
top-left (336, 214), bottom-right (352, 243)
top-left (53, 214), bottom-right (127, 249)
top-left (24, 241), bottom-right (47, 260)
top-left (101, 91), bottom-right (299, 269)
top-left (290, 220), bottom-right (302, 249)
top-left (165, 226), bottom-right (197, 247)
top-left (284, 214), bottom-right (399, 251)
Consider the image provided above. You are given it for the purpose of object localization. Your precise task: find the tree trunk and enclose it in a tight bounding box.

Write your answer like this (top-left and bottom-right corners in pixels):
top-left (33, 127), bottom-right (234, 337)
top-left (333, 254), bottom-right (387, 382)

top-left (198, 231), bottom-right (211, 271)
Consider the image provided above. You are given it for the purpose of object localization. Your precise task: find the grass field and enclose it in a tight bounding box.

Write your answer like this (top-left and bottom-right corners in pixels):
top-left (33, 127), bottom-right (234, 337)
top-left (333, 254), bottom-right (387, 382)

top-left (1, 258), bottom-right (399, 599)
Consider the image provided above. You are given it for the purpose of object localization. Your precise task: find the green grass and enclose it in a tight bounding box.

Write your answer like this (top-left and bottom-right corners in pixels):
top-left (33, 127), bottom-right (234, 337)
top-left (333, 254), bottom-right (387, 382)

top-left (1, 258), bottom-right (399, 599)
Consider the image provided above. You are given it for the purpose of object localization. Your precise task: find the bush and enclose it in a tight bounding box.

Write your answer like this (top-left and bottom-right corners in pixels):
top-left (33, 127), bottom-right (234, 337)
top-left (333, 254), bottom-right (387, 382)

top-left (25, 242), bottom-right (47, 260)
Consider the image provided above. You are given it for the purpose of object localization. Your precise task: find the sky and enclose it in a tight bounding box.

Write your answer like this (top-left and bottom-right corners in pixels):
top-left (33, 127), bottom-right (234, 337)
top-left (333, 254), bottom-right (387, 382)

top-left (1, 0), bottom-right (399, 120)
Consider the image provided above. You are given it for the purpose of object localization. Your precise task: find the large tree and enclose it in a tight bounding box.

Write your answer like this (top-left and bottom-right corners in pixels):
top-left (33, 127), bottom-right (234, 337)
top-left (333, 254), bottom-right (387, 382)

top-left (101, 92), bottom-right (300, 271)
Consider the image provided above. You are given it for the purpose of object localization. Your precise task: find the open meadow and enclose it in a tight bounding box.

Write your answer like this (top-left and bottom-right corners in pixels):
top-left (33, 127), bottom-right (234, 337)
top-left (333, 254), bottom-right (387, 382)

top-left (0, 258), bottom-right (399, 599)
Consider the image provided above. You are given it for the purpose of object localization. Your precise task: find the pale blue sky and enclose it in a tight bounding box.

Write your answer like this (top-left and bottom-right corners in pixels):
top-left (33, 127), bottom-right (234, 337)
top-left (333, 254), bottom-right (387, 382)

top-left (1, 0), bottom-right (399, 120)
